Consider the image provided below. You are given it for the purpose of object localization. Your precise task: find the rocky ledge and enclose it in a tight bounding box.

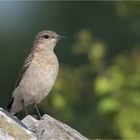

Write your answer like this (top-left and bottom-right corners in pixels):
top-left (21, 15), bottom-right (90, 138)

top-left (0, 108), bottom-right (88, 140)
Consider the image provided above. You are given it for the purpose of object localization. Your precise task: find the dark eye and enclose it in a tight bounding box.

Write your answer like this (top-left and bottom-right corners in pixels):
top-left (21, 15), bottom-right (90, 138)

top-left (44, 35), bottom-right (49, 39)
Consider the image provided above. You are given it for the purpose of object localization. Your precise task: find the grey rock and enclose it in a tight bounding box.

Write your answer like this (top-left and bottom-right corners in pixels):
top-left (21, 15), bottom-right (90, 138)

top-left (22, 114), bottom-right (88, 140)
top-left (0, 108), bottom-right (37, 140)
top-left (0, 108), bottom-right (89, 140)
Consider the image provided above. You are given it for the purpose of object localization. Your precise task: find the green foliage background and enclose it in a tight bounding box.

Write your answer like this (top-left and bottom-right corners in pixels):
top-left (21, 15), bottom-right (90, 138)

top-left (0, 1), bottom-right (140, 139)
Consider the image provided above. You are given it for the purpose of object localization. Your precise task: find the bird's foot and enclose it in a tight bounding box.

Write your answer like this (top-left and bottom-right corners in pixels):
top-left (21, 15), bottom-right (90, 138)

top-left (31, 114), bottom-right (43, 120)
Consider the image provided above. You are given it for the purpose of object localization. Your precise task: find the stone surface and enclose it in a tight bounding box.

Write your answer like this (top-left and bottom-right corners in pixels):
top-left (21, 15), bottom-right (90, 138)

top-left (0, 108), bottom-right (36, 140)
top-left (0, 108), bottom-right (89, 140)
top-left (22, 114), bottom-right (89, 140)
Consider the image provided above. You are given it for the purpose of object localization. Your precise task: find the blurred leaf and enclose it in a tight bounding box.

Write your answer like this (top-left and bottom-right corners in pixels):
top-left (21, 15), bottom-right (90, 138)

top-left (88, 41), bottom-right (106, 62)
top-left (95, 76), bottom-right (112, 96)
top-left (52, 94), bottom-right (66, 110)
top-left (98, 98), bottom-right (119, 114)
top-left (116, 108), bottom-right (140, 139)
top-left (72, 29), bottom-right (93, 54)
top-left (127, 91), bottom-right (140, 107)
top-left (107, 65), bottom-right (126, 91)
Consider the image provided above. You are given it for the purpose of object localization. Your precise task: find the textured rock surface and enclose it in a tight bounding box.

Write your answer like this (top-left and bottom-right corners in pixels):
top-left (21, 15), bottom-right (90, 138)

top-left (0, 108), bottom-right (88, 140)
top-left (0, 108), bottom-right (36, 140)
top-left (22, 114), bottom-right (88, 140)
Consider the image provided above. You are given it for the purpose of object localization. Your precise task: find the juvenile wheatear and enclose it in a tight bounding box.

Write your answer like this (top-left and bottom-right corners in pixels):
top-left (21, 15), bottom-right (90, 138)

top-left (7, 30), bottom-right (64, 118)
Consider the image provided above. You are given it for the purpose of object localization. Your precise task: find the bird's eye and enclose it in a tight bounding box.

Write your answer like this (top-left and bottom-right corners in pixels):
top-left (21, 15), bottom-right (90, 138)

top-left (44, 35), bottom-right (49, 39)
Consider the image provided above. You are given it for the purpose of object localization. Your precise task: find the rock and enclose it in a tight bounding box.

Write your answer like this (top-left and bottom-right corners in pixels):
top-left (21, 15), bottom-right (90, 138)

top-left (0, 108), bottom-right (89, 140)
top-left (0, 108), bottom-right (36, 140)
top-left (22, 114), bottom-right (89, 140)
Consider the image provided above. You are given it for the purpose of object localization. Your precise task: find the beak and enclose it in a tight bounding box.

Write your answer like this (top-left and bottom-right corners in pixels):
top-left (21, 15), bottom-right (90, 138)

top-left (56, 35), bottom-right (66, 40)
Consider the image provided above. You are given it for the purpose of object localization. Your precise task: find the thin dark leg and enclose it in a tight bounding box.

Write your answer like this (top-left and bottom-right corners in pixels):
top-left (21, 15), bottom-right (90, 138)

top-left (34, 104), bottom-right (42, 120)
top-left (21, 100), bottom-right (28, 116)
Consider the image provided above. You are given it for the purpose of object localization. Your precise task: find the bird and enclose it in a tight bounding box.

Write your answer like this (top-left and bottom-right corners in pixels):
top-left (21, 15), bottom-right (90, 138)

top-left (7, 30), bottom-right (64, 119)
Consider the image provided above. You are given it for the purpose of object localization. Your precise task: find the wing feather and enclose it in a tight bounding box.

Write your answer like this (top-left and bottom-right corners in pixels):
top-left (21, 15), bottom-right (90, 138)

top-left (15, 51), bottom-right (34, 88)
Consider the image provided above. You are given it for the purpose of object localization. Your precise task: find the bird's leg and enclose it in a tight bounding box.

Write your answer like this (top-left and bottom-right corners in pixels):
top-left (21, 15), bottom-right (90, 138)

top-left (34, 104), bottom-right (42, 120)
top-left (21, 100), bottom-right (28, 116)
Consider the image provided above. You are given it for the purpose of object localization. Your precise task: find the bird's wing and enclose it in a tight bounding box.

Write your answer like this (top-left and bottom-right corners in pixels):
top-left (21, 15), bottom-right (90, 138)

top-left (15, 51), bottom-right (34, 88)
top-left (7, 52), bottom-right (34, 111)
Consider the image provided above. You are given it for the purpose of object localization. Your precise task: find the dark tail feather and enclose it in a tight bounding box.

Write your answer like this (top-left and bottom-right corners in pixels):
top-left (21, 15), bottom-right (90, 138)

top-left (7, 98), bottom-right (14, 112)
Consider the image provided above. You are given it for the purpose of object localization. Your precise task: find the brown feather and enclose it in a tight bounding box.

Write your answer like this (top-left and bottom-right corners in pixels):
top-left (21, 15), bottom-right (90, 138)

top-left (15, 50), bottom-right (34, 88)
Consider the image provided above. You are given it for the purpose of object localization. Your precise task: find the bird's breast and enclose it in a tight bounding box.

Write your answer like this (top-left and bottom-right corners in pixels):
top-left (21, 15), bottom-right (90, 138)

top-left (31, 52), bottom-right (59, 88)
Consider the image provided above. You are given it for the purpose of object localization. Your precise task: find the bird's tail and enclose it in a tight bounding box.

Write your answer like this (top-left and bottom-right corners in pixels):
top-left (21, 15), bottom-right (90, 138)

top-left (7, 98), bottom-right (14, 112)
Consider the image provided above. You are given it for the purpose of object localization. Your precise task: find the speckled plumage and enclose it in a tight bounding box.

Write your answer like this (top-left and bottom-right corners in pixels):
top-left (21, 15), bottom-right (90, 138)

top-left (9, 30), bottom-right (62, 114)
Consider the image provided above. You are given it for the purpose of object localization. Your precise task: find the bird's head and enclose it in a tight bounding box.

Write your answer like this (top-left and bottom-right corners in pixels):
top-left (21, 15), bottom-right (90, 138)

top-left (34, 30), bottom-right (65, 51)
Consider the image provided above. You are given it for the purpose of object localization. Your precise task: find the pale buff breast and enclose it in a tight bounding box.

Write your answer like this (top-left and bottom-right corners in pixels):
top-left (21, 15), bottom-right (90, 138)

top-left (13, 52), bottom-right (59, 106)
